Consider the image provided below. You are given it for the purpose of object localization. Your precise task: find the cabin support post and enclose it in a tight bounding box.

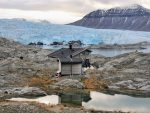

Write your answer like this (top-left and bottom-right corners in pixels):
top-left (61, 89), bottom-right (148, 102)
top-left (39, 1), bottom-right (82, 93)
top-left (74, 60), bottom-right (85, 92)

top-left (70, 57), bottom-right (73, 78)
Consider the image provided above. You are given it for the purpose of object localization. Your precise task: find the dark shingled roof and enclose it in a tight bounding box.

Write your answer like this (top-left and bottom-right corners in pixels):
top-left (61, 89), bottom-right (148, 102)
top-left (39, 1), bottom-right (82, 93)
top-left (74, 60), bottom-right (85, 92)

top-left (48, 48), bottom-right (91, 58)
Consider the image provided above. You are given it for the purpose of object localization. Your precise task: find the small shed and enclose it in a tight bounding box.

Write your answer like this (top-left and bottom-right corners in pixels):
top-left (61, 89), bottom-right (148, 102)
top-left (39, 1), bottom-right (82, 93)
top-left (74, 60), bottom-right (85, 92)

top-left (59, 58), bottom-right (82, 75)
top-left (48, 45), bottom-right (91, 75)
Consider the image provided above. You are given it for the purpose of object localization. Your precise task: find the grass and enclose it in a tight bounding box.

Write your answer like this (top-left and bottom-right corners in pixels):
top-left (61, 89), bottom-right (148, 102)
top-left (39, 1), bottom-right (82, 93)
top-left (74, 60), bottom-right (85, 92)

top-left (28, 76), bottom-right (55, 91)
top-left (83, 75), bottom-right (108, 90)
top-left (26, 67), bottom-right (58, 91)
top-left (29, 76), bottom-right (51, 86)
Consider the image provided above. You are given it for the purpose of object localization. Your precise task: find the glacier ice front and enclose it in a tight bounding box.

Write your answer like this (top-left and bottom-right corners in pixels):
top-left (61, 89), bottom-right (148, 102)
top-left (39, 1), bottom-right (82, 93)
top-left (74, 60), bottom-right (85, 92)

top-left (0, 19), bottom-right (150, 45)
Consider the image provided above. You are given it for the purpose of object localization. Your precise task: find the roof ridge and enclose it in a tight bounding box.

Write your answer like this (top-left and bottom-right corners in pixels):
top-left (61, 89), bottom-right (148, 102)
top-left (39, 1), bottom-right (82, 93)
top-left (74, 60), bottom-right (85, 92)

top-left (72, 47), bottom-right (90, 57)
top-left (48, 47), bottom-right (91, 58)
top-left (48, 48), bottom-right (66, 56)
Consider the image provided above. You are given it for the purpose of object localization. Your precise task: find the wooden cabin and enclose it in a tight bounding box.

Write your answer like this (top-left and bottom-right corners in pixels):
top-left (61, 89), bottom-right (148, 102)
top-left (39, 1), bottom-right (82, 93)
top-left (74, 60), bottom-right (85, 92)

top-left (48, 45), bottom-right (91, 75)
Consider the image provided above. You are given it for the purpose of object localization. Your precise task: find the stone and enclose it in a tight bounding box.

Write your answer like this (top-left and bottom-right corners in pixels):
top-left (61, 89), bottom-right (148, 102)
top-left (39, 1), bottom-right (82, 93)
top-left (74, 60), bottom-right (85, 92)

top-left (54, 79), bottom-right (84, 89)
top-left (108, 85), bottom-right (120, 89)
top-left (19, 87), bottom-right (47, 96)
top-left (0, 79), bottom-right (7, 86)
top-left (127, 85), bottom-right (136, 90)
top-left (0, 74), bottom-right (5, 76)
top-left (115, 80), bottom-right (133, 87)
top-left (1, 87), bottom-right (47, 97)
top-left (134, 78), bottom-right (147, 82)
top-left (140, 85), bottom-right (150, 91)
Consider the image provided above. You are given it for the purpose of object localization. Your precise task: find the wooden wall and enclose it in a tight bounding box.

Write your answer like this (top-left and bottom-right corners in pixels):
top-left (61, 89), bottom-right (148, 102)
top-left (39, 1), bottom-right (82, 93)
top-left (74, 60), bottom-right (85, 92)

top-left (61, 63), bottom-right (82, 75)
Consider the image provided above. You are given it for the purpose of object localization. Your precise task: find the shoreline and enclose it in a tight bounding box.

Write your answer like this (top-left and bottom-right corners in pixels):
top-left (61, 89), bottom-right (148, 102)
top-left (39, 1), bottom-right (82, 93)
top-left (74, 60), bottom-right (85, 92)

top-left (89, 41), bottom-right (150, 49)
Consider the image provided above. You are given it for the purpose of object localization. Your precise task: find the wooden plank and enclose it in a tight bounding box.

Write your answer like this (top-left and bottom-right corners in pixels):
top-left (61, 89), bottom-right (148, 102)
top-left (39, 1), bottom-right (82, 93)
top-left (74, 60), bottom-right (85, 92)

top-left (61, 64), bottom-right (82, 75)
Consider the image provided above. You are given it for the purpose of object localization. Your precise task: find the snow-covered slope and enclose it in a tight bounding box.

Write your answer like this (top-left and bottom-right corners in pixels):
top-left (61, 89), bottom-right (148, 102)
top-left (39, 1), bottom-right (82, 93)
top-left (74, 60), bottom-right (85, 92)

top-left (0, 19), bottom-right (150, 45)
top-left (70, 4), bottom-right (150, 31)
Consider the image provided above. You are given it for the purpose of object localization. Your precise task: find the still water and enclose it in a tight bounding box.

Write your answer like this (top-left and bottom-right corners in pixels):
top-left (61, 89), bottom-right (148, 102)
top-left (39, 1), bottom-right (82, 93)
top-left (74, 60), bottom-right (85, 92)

top-left (83, 91), bottom-right (150, 113)
top-left (91, 47), bottom-right (150, 57)
top-left (42, 45), bottom-right (150, 57)
top-left (8, 91), bottom-right (150, 113)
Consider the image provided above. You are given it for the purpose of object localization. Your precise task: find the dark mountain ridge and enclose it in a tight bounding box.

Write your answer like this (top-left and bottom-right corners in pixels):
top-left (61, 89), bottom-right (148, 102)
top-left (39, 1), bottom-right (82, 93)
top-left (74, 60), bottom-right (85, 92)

top-left (70, 4), bottom-right (150, 31)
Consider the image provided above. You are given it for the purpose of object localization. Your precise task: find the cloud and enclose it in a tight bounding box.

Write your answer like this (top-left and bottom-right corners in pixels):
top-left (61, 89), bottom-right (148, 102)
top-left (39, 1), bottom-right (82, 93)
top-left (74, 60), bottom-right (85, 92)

top-left (0, 0), bottom-right (150, 23)
top-left (0, 8), bottom-right (82, 24)
top-left (0, 0), bottom-right (149, 14)
top-left (0, 0), bottom-right (92, 14)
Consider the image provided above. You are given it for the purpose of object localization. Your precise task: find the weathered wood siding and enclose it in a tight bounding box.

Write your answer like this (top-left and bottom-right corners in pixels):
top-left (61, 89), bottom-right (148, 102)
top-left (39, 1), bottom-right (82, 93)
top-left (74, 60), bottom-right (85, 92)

top-left (61, 64), bottom-right (82, 75)
top-left (59, 60), bottom-right (61, 72)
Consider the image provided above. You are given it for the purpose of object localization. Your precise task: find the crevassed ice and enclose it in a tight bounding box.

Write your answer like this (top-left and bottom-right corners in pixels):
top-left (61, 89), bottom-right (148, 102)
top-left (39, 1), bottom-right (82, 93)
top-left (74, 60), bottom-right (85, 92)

top-left (0, 19), bottom-right (150, 45)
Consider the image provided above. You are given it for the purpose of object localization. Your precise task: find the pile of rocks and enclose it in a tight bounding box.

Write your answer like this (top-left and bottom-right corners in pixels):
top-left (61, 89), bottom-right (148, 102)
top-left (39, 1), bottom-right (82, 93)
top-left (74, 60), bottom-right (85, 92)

top-left (52, 79), bottom-right (84, 89)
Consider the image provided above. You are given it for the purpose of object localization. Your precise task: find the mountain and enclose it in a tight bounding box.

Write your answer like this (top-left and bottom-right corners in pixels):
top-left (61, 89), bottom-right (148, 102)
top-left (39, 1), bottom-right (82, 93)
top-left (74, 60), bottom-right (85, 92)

top-left (70, 4), bottom-right (150, 31)
top-left (0, 19), bottom-right (150, 45)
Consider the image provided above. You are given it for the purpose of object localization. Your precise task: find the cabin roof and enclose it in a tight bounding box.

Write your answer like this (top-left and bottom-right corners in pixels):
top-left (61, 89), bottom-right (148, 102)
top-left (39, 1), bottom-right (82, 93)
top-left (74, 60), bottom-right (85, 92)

top-left (59, 58), bottom-right (82, 64)
top-left (48, 47), bottom-right (91, 58)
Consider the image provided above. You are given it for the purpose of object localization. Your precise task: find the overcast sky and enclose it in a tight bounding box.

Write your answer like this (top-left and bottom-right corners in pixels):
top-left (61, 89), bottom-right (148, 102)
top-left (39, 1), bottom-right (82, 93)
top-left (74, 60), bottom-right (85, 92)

top-left (0, 0), bottom-right (150, 24)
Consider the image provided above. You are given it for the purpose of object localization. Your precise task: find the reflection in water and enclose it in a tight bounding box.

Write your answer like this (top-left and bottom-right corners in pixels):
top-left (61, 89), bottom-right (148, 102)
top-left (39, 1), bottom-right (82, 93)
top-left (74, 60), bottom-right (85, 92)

top-left (8, 92), bottom-right (150, 113)
top-left (60, 93), bottom-right (91, 105)
top-left (82, 91), bottom-right (150, 113)
top-left (7, 93), bottom-right (91, 106)
top-left (8, 95), bottom-right (60, 105)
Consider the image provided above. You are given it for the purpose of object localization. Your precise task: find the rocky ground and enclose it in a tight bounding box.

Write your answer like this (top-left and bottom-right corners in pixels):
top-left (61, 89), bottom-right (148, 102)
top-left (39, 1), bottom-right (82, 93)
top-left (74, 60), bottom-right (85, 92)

top-left (0, 37), bottom-right (57, 88)
top-left (90, 51), bottom-right (150, 96)
top-left (0, 101), bottom-right (130, 113)
top-left (0, 37), bottom-right (150, 113)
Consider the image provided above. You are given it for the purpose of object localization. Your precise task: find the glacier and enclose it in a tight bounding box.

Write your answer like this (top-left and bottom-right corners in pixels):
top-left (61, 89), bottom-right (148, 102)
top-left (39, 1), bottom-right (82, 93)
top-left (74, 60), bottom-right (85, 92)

top-left (0, 19), bottom-right (150, 45)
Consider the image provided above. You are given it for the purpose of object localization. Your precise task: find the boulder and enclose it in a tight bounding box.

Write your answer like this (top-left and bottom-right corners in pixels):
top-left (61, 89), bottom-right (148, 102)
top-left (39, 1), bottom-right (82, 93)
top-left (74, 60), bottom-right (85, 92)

top-left (115, 80), bottom-right (133, 87)
top-left (134, 78), bottom-right (147, 82)
top-left (19, 87), bottom-right (47, 97)
top-left (1, 87), bottom-right (47, 97)
top-left (28, 42), bottom-right (36, 45)
top-left (37, 42), bottom-right (44, 45)
top-left (54, 79), bottom-right (84, 89)
top-left (108, 85), bottom-right (120, 90)
top-left (140, 85), bottom-right (150, 92)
